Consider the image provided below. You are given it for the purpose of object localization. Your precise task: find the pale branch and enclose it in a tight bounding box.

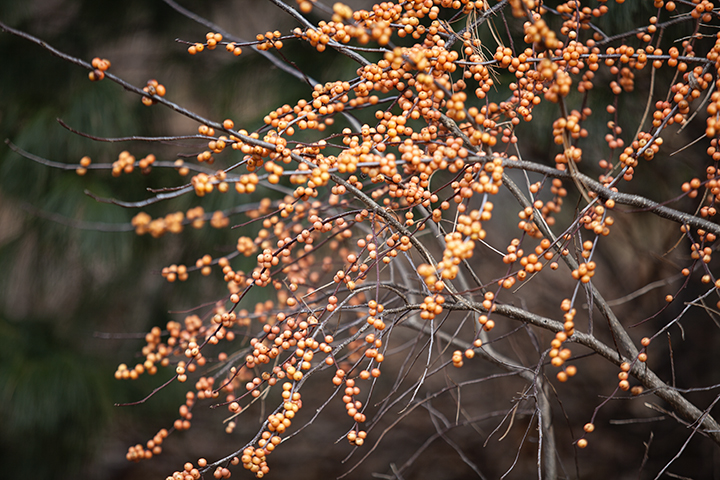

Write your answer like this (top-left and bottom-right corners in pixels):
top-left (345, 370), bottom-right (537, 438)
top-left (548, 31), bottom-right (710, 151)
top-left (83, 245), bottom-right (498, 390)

top-left (83, 185), bottom-right (195, 208)
top-left (56, 119), bottom-right (210, 144)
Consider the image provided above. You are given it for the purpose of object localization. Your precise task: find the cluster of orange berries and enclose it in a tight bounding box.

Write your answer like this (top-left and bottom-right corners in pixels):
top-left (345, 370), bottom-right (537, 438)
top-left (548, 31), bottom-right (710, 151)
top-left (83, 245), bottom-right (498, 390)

top-left (545, 179), bottom-right (569, 223)
top-left (162, 264), bottom-right (189, 282)
top-left (88, 56), bottom-right (110, 81)
top-left (600, 116), bottom-right (624, 153)
top-left (451, 348), bottom-right (475, 368)
top-left (521, 13), bottom-right (559, 49)
top-left (114, 362), bottom-right (149, 380)
top-left (612, 132), bottom-right (660, 179)
top-left (126, 428), bottom-right (167, 461)
top-left (570, 241), bottom-right (597, 284)
top-left (341, 378), bottom-right (368, 425)
top-left (707, 88), bottom-right (720, 138)
top-left (504, 77), bottom-right (541, 123)
top-left (558, 0), bottom-right (604, 35)
top-left (545, 63), bottom-right (573, 103)
top-left (699, 166), bottom-right (720, 217)
top-left (234, 172), bottom-right (260, 194)
top-left (504, 237), bottom-right (555, 282)
top-left (114, 327), bottom-right (165, 380)
top-left (365, 299), bottom-right (386, 330)
top-left (262, 88), bottom-right (346, 135)
top-left (205, 137), bottom-right (230, 157)
top-left (255, 31), bottom-right (284, 51)
top-left (617, 348), bottom-right (648, 395)
top-left (331, 2), bottom-right (353, 22)
top-left (295, 0), bottom-right (314, 14)
top-left (131, 206), bottom-right (226, 238)
top-left (294, 26), bottom-right (333, 52)
top-left (75, 155), bottom-right (91, 175)
top-left (475, 292), bottom-right (497, 329)
top-left (579, 203), bottom-right (614, 237)
top-left (191, 172), bottom-right (216, 196)
top-left (329, 357), bottom-right (379, 445)
top-left (141, 79), bottom-right (166, 106)
top-left (167, 460), bottom-right (207, 480)
top-left (134, 211), bottom-right (182, 237)
top-left (232, 383), bottom-right (302, 477)
top-left (552, 111), bottom-right (589, 146)
top-left (186, 206), bottom-right (207, 229)
top-left (173, 392), bottom-right (196, 430)
top-left (214, 460), bottom-right (243, 480)
top-left (105, 151), bottom-right (156, 177)
top-left (414, 234), bottom-right (472, 293)
top-left (455, 161), bottom-right (503, 205)
top-left (465, 106), bottom-right (511, 146)
top-left (359, 337), bottom-right (384, 373)
top-left (193, 253), bottom-right (214, 277)
top-left (137, 153), bottom-right (156, 171)
top-left (689, 239), bottom-right (716, 265)
top-left (440, 232), bottom-right (475, 281)
top-left (224, 41), bottom-right (243, 56)
top-left (516, 205), bottom-right (545, 240)
top-left (293, 2), bottom-right (408, 48)
top-left (455, 206), bottom-right (491, 240)
top-left (173, 159), bottom-right (191, 176)
top-left (681, 177), bottom-right (703, 199)
top-left (110, 150), bottom-right (135, 176)
top-left (611, 66), bottom-right (636, 94)
top-left (604, 43), bottom-right (651, 74)
top-left (239, 445), bottom-right (269, 478)
top-left (687, 0), bottom-right (716, 20)
top-left (333, 262), bottom-right (357, 291)
top-left (120, 314), bottom-right (229, 390)
top-left (574, 421), bottom-right (596, 449)
top-left (208, 315), bottom-right (323, 411)
top-left (187, 32), bottom-right (223, 55)
top-left (681, 226), bottom-right (720, 293)
top-left (520, 183), bottom-right (566, 229)
top-left (572, 262), bottom-right (596, 283)
top-left (552, 299), bottom-right (578, 382)
top-left (419, 294), bottom-right (445, 320)
top-left (332, 241), bottom-right (377, 291)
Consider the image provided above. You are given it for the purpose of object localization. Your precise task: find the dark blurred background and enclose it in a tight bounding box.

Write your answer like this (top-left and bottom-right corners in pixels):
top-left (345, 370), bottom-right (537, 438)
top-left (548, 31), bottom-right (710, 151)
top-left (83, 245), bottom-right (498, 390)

top-left (2, 1), bottom-right (720, 479)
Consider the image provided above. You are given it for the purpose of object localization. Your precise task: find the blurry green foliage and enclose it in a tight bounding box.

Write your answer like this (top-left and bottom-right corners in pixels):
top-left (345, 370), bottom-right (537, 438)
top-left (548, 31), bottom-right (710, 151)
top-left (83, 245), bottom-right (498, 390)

top-left (0, 317), bottom-right (109, 478)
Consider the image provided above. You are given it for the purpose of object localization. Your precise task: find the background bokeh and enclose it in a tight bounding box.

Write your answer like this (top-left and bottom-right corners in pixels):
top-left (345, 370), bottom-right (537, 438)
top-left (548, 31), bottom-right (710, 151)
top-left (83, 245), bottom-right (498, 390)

top-left (2, 1), bottom-right (720, 479)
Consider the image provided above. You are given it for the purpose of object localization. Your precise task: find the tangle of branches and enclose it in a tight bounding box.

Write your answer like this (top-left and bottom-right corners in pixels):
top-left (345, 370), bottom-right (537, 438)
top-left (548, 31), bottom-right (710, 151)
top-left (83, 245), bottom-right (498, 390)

top-left (3, 0), bottom-right (720, 478)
